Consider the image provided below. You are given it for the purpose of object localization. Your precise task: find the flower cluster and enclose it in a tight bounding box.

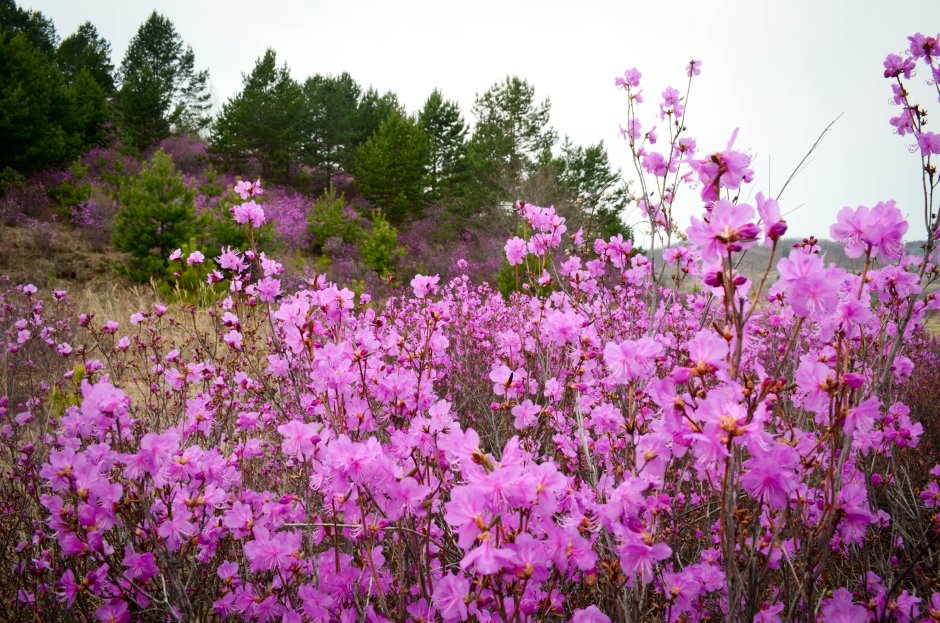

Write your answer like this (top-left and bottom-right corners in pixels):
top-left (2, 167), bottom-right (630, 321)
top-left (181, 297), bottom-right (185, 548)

top-left (0, 33), bottom-right (938, 623)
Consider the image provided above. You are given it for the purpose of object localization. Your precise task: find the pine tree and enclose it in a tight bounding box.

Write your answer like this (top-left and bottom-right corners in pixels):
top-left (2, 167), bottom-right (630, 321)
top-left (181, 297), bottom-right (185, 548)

top-left (113, 149), bottom-right (196, 281)
top-left (0, 31), bottom-right (76, 171)
top-left (302, 72), bottom-right (362, 182)
top-left (57, 21), bottom-right (114, 93)
top-left (558, 138), bottom-right (631, 241)
top-left (67, 67), bottom-right (110, 148)
top-left (354, 110), bottom-right (430, 225)
top-left (419, 89), bottom-right (468, 200)
top-left (468, 76), bottom-right (557, 202)
top-left (211, 49), bottom-right (305, 181)
top-left (117, 11), bottom-right (211, 150)
top-left (0, 0), bottom-right (57, 56)
top-left (354, 87), bottom-right (403, 146)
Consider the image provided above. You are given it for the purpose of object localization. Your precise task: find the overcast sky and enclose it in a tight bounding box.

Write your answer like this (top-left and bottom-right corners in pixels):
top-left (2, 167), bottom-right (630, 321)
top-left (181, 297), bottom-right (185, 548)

top-left (25, 0), bottom-right (940, 239)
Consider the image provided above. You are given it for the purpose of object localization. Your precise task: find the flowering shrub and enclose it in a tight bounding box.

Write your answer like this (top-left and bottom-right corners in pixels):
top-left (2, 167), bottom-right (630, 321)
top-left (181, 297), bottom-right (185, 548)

top-left (1, 33), bottom-right (940, 623)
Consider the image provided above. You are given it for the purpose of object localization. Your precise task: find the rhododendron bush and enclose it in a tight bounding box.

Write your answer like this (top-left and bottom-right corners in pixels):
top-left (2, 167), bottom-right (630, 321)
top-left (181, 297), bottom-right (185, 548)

top-left (3, 35), bottom-right (940, 623)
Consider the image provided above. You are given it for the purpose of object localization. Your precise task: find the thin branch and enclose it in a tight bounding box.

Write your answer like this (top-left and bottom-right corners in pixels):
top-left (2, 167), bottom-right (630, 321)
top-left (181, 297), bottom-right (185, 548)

top-left (775, 113), bottom-right (843, 201)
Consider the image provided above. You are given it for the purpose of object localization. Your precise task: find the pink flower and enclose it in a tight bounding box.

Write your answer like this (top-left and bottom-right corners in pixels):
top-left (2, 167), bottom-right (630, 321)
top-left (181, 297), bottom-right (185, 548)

top-left (243, 527), bottom-right (301, 573)
top-left (187, 250), bottom-right (205, 265)
top-left (756, 192), bottom-right (787, 243)
top-left (123, 547), bottom-right (158, 581)
top-left (604, 337), bottom-right (663, 383)
top-left (231, 200), bottom-right (266, 227)
top-left (444, 486), bottom-right (490, 549)
top-left (217, 247), bottom-right (247, 272)
top-left (642, 151), bottom-right (669, 176)
top-left (504, 236), bottom-right (527, 266)
top-left (616, 67), bottom-right (642, 89)
top-left (883, 53), bottom-right (916, 79)
top-left (909, 32), bottom-right (940, 61)
top-left (687, 200), bottom-right (760, 262)
top-left (277, 420), bottom-right (322, 460)
top-left (460, 534), bottom-right (514, 575)
top-left (224, 330), bottom-right (243, 351)
top-left (234, 179), bottom-right (264, 200)
top-left (410, 274), bottom-right (440, 299)
top-left (489, 364), bottom-right (525, 398)
top-left (689, 133), bottom-right (753, 202)
top-left (776, 251), bottom-right (844, 319)
top-left (511, 399), bottom-right (541, 430)
top-left (157, 511), bottom-right (195, 551)
top-left (754, 602), bottom-right (783, 623)
top-left (571, 606), bottom-right (612, 623)
top-left (917, 131), bottom-right (940, 155)
top-left (169, 248), bottom-right (182, 261)
top-left (741, 444), bottom-right (799, 509)
top-left (96, 599), bottom-right (130, 623)
top-left (686, 59), bottom-right (702, 78)
top-left (686, 329), bottom-right (728, 374)
top-left (821, 588), bottom-right (867, 623)
top-left (619, 534), bottom-right (671, 584)
top-left (432, 573), bottom-right (470, 622)
top-left (831, 201), bottom-right (908, 259)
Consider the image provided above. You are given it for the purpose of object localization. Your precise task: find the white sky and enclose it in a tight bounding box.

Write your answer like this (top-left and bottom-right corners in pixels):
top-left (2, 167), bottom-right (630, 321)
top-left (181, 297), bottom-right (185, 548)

top-left (25, 0), bottom-right (940, 239)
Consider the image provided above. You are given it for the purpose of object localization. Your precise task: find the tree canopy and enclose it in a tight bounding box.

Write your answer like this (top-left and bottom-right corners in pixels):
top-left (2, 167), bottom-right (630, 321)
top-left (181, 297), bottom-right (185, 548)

top-left (117, 11), bottom-right (211, 150)
top-left (355, 109), bottom-right (430, 225)
top-left (211, 49), bottom-right (305, 182)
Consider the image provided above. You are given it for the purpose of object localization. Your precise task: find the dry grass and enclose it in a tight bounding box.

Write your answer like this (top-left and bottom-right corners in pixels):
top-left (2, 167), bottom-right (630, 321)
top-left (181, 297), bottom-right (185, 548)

top-left (0, 222), bottom-right (127, 289)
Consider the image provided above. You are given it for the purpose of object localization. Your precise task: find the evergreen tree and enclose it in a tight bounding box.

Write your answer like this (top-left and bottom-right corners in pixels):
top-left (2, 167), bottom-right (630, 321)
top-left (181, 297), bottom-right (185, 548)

top-left (354, 87), bottom-right (404, 151)
top-left (57, 21), bottom-right (114, 93)
top-left (0, 31), bottom-right (77, 171)
top-left (211, 49), bottom-right (305, 181)
top-left (67, 67), bottom-right (110, 148)
top-left (113, 149), bottom-right (196, 281)
top-left (468, 76), bottom-right (557, 202)
top-left (360, 210), bottom-right (404, 275)
top-left (117, 11), bottom-right (211, 150)
top-left (0, 0), bottom-right (56, 56)
top-left (302, 72), bottom-right (362, 182)
top-left (419, 89), bottom-right (468, 200)
top-left (354, 110), bottom-right (430, 225)
top-left (558, 138), bottom-right (631, 240)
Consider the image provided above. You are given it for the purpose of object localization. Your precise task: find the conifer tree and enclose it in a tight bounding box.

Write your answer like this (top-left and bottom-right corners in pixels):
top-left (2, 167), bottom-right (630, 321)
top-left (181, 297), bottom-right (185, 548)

top-left (117, 11), bottom-right (211, 150)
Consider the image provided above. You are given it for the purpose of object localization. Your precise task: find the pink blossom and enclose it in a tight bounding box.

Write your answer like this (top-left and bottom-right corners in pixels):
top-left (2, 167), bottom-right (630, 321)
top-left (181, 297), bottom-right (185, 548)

top-left (95, 599), bottom-right (130, 623)
top-left (616, 67), bottom-right (642, 89)
top-left (689, 133), bottom-right (754, 202)
top-left (234, 179), bottom-right (264, 200)
top-left (687, 200), bottom-right (760, 262)
top-left (243, 527), bottom-right (301, 573)
top-left (410, 274), bottom-right (440, 299)
top-left (756, 192), bottom-right (787, 243)
top-left (432, 573), bottom-right (470, 622)
top-left (604, 337), bottom-right (663, 383)
top-left (231, 200), bottom-right (266, 227)
top-left (571, 606), bottom-right (611, 623)
top-left (510, 399), bottom-right (541, 430)
top-left (277, 420), bottom-right (322, 460)
top-left (619, 534), bottom-right (671, 584)
top-left (821, 588), bottom-right (867, 623)
top-left (831, 201), bottom-right (908, 259)
top-left (504, 236), bottom-right (527, 266)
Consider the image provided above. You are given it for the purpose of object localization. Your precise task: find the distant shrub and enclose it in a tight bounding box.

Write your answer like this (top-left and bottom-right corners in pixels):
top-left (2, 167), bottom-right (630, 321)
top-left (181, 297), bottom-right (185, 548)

top-left (360, 209), bottom-right (404, 275)
top-left (112, 149), bottom-right (196, 281)
top-left (307, 186), bottom-right (362, 253)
